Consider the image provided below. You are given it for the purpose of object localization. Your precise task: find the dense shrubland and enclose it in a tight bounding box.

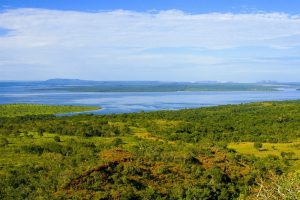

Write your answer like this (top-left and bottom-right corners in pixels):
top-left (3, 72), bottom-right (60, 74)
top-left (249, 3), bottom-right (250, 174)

top-left (0, 101), bottom-right (300, 199)
top-left (0, 104), bottom-right (99, 117)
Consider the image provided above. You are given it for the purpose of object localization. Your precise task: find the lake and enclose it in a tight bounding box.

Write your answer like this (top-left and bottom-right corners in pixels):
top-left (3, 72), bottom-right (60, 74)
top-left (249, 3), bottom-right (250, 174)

top-left (1, 86), bottom-right (300, 114)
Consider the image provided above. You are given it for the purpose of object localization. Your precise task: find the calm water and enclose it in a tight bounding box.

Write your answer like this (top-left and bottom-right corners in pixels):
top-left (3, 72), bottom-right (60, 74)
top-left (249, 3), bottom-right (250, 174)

top-left (1, 86), bottom-right (300, 114)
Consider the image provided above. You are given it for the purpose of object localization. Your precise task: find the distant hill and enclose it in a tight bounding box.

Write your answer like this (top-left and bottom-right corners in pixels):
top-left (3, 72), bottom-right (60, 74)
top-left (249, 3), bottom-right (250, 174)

top-left (44, 79), bottom-right (99, 86)
top-left (44, 79), bottom-right (169, 86)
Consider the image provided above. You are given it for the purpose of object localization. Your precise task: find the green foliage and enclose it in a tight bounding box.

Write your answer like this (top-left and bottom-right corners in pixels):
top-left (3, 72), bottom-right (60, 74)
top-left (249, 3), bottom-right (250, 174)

top-left (53, 136), bottom-right (61, 142)
top-left (112, 138), bottom-right (124, 147)
top-left (0, 138), bottom-right (9, 147)
top-left (1, 101), bottom-right (300, 199)
top-left (136, 101), bottom-right (300, 143)
top-left (251, 171), bottom-right (300, 199)
top-left (281, 151), bottom-right (296, 160)
top-left (37, 128), bottom-right (44, 137)
top-left (0, 104), bottom-right (99, 117)
top-left (254, 142), bottom-right (263, 150)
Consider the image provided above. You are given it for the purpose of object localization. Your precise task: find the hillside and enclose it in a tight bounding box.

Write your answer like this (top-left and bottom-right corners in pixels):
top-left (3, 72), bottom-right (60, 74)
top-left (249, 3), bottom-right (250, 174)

top-left (0, 102), bottom-right (300, 199)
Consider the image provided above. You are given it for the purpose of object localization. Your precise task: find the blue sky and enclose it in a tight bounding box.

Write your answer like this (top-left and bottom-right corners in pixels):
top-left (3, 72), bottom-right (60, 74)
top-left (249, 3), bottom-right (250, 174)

top-left (0, 1), bottom-right (300, 82)
top-left (1, 0), bottom-right (300, 14)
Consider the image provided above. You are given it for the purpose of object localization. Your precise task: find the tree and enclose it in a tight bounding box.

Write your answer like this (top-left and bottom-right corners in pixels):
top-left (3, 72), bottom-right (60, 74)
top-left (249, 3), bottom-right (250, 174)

top-left (112, 138), bottom-right (123, 147)
top-left (122, 126), bottom-right (131, 135)
top-left (37, 128), bottom-right (44, 137)
top-left (0, 138), bottom-right (9, 147)
top-left (14, 130), bottom-right (21, 137)
top-left (54, 136), bottom-right (61, 142)
top-left (254, 142), bottom-right (263, 150)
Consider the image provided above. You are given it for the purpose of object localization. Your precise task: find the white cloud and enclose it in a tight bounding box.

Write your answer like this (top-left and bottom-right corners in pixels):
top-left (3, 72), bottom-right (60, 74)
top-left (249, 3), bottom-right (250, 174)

top-left (0, 8), bottom-right (300, 81)
top-left (1, 9), bottom-right (300, 49)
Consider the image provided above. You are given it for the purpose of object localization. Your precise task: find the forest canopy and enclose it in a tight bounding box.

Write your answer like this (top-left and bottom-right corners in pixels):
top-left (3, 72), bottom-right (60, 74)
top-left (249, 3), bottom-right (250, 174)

top-left (0, 101), bottom-right (299, 199)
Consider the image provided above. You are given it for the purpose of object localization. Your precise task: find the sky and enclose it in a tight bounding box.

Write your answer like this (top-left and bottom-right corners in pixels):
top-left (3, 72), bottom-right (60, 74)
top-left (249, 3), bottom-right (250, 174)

top-left (0, 1), bottom-right (300, 82)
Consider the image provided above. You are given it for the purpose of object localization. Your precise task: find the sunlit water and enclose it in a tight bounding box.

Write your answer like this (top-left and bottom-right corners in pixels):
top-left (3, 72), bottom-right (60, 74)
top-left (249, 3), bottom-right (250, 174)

top-left (1, 86), bottom-right (300, 114)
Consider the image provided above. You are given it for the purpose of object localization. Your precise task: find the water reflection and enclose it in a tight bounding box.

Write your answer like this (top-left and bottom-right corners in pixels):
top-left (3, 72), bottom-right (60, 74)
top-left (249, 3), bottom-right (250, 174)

top-left (1, 87), bottom-right (300, 114)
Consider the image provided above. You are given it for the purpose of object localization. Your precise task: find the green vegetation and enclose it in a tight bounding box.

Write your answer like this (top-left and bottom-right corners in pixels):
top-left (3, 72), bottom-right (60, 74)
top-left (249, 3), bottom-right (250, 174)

top-left (249, 171), bottom-right (300, 199)
top-left (228, 141), bottom-right (300, 170)
top-left (0, 101), bottom-right (300, 199)
top-left (0, 104), bottom-right (99, 117)
top-left (254, 142), bottom-right (263, 150)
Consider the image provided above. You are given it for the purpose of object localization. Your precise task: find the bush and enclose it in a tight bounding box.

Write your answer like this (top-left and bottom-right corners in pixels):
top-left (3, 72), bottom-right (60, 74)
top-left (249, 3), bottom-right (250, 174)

top-left (54, 136), bottom-right (61, 142)
top-left (252, 172), bottom-right (300, 199)
top-left (112, 138), bottom-right (123, 147)
top-left (254, 142), bottom-right (263, 150)
top-left (0, 138), bottom-right (9, 147)
top-left (22, 145), bottom-right (44, 155)
top-left (37, 129), bottom-right (44, 137)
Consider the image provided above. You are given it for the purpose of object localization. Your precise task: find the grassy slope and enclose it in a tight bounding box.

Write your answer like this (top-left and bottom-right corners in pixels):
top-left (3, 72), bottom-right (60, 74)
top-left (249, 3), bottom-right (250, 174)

top-left (0, 104), bottom-right (99, 117)
top-left (228, 141), bottom-right (300, 170)
top-left (0, 127), bottom-right (249, 199)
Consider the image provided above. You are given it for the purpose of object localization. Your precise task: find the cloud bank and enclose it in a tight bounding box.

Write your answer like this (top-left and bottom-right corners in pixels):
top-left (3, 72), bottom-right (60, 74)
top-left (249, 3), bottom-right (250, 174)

top-left (0, 8), bottom-right (300, 81)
